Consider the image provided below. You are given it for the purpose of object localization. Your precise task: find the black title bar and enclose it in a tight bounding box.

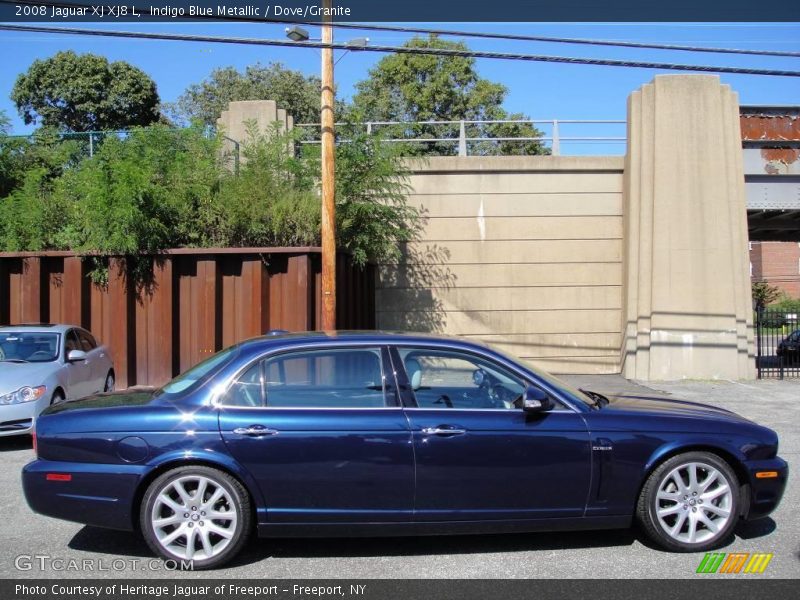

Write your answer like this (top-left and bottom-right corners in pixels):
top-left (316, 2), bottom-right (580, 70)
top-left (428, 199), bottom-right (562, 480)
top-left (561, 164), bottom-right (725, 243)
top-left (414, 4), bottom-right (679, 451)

top-left (1, 0), bottom-right (799, 22)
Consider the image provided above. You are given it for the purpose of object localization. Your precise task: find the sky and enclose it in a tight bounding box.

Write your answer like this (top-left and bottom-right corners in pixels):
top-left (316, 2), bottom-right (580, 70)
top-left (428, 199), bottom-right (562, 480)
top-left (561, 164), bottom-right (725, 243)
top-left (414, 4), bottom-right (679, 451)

top-left (0, 21), bottom-right (799, 155)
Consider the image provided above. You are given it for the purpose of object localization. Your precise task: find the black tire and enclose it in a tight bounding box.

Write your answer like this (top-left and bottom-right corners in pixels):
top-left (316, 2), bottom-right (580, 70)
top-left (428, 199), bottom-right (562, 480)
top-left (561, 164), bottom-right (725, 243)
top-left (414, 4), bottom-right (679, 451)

top-left (50, 390), bottom-right (65, 406)
top-left (140, 465), bottom-right (252, 569)
top-left (103, 371), bottom-right (115, 393)
top-left (636, 451), bottom-right (739, 552)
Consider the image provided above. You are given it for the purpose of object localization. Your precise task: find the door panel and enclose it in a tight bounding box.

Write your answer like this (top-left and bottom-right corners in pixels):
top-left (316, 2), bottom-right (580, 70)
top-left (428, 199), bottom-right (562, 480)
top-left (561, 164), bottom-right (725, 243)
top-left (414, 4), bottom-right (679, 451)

top-left (218, 346), bottom-right (414, 523)
top-left (392, 345), bottom-right (592, 521)
top-left (406, 409), bottom-right (592, 520)
top-left (219, 409), bottom-right (414, 523)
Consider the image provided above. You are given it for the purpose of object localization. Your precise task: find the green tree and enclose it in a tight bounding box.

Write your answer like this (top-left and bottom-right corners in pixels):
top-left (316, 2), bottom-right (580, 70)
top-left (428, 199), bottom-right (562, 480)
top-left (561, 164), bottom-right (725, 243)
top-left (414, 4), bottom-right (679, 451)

top-left (0, 109), bottom-right (25, 197)
top-left (11, 51), bottom-right (160, 132)
top-left (0, 128), bottom-right (82, 251)
top-left (172, 63), bottom-right (324, 128)
top-left (352, 35), bottom-right (548, 156)
top-left (1, 122), bottom-right (419, 281)
top-left (752, 281), bottom-right (782, 310)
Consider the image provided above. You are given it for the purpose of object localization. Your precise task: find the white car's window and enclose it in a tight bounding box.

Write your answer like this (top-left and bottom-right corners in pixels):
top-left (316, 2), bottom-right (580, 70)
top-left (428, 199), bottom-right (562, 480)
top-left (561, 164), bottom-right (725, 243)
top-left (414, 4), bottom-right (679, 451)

top-left (65, 330), bottom-right (81, 356)
top-left (0, 331), bottom-right (60, 363)
top-left (78, 330), bottom-right (97, 351)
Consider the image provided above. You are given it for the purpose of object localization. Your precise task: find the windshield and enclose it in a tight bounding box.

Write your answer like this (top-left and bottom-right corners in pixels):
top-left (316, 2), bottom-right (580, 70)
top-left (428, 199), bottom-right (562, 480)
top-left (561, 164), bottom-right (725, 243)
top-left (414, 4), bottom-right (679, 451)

top-left (484, 342), bottom-right (596, 408)
top-left (156, 346), bottom-right (239, 398)
top-left (0, 332), bottom-right (61, 363)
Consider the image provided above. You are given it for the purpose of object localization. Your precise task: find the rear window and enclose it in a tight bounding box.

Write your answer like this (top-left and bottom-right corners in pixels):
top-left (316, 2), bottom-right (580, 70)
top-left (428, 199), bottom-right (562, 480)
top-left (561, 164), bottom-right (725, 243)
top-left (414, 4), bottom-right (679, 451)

top-left (158, 346), bottom-right (239, 397)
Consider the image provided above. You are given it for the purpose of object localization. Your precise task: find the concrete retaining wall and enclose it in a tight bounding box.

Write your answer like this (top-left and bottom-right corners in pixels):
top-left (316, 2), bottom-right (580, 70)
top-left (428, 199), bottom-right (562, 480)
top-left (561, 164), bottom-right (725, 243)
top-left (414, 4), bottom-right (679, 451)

top-left (377, 156), bottom-right (625, 374)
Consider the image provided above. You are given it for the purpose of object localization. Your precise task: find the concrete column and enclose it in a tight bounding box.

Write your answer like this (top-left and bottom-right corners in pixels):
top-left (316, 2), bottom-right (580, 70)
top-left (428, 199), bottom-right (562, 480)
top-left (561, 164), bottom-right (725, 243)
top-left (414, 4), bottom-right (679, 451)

top-left (622, 75), bottom-right (755, 380)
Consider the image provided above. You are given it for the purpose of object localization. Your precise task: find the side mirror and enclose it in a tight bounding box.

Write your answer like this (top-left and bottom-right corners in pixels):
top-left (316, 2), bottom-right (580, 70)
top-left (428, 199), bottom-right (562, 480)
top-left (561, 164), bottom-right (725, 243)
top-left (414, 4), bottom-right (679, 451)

top-left (67, 349), bottom-right (87, 362)
top-left (522, 386), bottom-right (552, 413)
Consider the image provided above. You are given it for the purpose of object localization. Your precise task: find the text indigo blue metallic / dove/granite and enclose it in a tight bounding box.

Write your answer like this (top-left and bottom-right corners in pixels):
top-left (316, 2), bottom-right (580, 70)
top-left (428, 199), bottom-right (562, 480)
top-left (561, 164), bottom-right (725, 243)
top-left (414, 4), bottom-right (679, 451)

top-left (22, 332), bottom-right (787, 568)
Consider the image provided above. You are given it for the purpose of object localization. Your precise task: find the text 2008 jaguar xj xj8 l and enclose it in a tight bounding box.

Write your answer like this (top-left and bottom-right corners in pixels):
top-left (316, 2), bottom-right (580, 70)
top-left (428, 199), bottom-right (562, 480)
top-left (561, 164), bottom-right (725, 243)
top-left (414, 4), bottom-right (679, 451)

top-left (22, 332), bottom-right (787, 569)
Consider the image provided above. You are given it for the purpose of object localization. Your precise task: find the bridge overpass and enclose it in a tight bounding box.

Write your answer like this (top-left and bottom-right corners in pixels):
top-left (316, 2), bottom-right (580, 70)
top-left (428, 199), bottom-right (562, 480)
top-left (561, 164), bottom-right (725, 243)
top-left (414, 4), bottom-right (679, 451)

top-left (742, 106), bottom-right (800, 241)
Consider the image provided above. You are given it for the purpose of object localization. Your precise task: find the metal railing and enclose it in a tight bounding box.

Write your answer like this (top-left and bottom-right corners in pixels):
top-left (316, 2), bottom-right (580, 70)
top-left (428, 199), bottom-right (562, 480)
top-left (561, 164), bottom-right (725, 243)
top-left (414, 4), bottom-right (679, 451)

top-left (2, 119), bottom-right (628, 158)
top-left (295, 119), bottom-right (627, 156)
top-left (754, 308), bottom-right (800, 379)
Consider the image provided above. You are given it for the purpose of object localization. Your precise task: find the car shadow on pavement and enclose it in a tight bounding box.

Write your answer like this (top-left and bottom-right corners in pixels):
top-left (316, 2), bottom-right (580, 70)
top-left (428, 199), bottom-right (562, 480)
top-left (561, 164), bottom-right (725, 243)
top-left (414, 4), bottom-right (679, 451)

top-left (68, 517), bottom-right (779, 568)
top-left (0, 436), bottom-right (33, 452)
top-left (231, 530), bottom-right (639, 566)
top-left (69, 525), bottom-right (640, 567)
top-left (69, 518), bottom-right (776, 567)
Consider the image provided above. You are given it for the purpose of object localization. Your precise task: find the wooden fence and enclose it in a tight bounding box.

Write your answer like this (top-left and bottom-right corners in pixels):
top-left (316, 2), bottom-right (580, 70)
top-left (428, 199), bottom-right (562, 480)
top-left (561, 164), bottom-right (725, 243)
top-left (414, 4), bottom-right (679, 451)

top-left (0, 248), bottom-right (375, 387)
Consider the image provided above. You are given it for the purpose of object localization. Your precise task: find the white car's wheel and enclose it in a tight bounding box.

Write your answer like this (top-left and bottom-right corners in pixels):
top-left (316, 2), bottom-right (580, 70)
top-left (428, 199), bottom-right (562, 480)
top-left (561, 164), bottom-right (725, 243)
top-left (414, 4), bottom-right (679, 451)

top-left (104, 372), bottom-right (115, 393)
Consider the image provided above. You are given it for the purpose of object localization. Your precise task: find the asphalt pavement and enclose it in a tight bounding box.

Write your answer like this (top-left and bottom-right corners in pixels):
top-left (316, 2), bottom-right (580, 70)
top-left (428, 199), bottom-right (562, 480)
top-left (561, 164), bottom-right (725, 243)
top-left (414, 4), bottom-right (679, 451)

top-left (1, 376), bottom-right (797, 579)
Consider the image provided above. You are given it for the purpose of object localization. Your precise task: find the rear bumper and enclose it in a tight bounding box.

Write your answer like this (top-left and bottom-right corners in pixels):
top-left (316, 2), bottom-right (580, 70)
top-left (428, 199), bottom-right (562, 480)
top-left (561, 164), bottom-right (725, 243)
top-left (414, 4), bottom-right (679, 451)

top-left (22, 459), bottom-right (146, 531)
top-left (742, 456), bottom-right (789, 520)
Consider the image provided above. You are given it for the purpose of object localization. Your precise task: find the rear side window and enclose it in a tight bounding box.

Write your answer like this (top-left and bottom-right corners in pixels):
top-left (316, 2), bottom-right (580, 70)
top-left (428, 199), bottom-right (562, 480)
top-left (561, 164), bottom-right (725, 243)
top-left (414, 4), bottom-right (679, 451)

top-left (224, 347), bottom-right (388, 408)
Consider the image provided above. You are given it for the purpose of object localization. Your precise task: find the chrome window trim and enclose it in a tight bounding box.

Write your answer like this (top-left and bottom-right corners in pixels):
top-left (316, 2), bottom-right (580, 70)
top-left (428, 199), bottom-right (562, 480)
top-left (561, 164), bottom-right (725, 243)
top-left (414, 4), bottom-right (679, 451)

top-left (207, 338), bottom-right (587, 414)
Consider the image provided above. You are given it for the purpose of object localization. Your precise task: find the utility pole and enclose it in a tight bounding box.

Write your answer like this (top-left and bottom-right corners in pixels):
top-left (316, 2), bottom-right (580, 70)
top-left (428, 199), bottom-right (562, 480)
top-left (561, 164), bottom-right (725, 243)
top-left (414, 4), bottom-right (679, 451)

top-left (320, 0), bottom-right (336, 330)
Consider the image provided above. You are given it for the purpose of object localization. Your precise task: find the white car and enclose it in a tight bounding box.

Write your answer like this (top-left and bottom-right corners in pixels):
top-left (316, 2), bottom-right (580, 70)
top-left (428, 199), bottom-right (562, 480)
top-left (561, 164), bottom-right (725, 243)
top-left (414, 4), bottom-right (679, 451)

top-left (0, 324), bottom-right (115, 437)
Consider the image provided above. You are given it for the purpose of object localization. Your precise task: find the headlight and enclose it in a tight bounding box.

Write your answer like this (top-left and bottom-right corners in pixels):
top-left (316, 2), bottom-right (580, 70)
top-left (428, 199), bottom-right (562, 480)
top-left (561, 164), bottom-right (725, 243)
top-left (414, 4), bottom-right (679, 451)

top-left (0, 386), bottom-right (46, 405)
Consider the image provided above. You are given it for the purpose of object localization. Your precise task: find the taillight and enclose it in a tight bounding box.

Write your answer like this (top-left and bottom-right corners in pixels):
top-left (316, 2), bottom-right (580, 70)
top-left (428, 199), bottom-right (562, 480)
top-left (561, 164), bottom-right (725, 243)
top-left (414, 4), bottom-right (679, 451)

top-left (32, 431), bottom-right (37, 457)
top-left (46, 473), bottom-right (72, 481)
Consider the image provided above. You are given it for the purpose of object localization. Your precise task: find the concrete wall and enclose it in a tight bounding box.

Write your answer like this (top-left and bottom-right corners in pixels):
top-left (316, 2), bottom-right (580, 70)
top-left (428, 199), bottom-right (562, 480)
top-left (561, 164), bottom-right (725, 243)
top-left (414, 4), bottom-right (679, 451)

top-left (376, 156), bottom-right (625, 374)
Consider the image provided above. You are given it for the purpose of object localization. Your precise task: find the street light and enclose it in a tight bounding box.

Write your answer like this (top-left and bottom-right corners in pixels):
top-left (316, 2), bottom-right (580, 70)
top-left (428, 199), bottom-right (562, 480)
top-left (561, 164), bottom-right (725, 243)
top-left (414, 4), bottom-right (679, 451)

top-left (285, 11), bottom-right (368, 331)
top-left (284, 26), bottom-right (310, 42)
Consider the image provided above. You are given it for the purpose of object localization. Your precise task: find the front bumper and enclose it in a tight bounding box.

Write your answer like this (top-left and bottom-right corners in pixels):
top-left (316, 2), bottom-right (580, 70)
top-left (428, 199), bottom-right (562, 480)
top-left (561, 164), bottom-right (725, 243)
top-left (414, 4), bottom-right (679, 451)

top-left (742, 456), bottom-right (789, 520)
top-left (22, 459), bottom-right (147, 530)
top-left (0, 401), bottom-right (39, 437)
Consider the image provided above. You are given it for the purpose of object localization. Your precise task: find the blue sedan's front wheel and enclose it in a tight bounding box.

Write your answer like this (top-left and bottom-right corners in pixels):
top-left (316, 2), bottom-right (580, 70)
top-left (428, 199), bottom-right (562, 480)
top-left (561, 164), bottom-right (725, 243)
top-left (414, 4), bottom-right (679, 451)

top-left (637, 451), bottom-right (740, 552)
top-left (140, 466), bottom-right (252, 569)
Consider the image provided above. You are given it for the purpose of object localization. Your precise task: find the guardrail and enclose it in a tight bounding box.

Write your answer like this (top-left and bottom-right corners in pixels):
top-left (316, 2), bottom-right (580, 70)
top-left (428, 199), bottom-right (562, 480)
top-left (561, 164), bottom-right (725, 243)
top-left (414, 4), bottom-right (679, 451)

top-left (295, 119), bottom-right (627, 156)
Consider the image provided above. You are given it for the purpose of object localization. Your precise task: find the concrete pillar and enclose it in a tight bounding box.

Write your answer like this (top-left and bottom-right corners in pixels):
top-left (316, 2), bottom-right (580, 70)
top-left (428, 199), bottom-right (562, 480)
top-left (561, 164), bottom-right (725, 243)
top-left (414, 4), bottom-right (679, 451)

top-left (622, 75), bottom-right (755, 380)
top-left (216, 100), bottom-right (295, 167)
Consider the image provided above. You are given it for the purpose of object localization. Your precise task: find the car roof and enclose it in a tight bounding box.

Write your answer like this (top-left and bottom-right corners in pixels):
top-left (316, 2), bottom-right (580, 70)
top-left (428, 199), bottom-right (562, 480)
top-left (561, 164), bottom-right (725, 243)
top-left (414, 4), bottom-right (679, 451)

top-left (237, 330), bottom-right (490, 352)
top-left (0, 323), bottom-right (77, 334)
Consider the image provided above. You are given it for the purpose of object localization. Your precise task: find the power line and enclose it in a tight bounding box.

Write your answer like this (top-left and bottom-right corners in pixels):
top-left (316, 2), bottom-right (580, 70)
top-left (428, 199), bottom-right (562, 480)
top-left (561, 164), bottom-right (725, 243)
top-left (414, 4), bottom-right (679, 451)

top-left (274, 22), bottom-right (800, 59)
top-left (3, 0), bottom-right (800, 58)
top-left (1, 24), bottom-right (799, 78)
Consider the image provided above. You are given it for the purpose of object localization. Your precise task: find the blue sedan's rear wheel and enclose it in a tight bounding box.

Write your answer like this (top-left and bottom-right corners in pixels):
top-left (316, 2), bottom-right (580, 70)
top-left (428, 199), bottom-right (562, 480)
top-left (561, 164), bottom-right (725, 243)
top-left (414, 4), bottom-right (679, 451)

top-left (637, 451), bottom-right (739, 552)
top-left (141, 466), bottom-right (252, 569)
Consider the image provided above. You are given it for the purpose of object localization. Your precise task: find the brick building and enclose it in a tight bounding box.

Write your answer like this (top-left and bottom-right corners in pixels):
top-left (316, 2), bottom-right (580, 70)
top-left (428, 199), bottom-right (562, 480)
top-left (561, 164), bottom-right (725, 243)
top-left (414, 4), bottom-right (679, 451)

top-left (750, 241), bottom-right (800, 298)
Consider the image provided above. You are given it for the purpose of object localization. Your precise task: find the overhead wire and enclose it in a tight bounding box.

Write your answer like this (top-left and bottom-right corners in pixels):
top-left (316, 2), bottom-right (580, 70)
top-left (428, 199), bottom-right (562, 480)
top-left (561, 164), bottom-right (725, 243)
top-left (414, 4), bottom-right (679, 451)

top-left (1, 24), bottom-right (799, 78)
top-left (3, 0), bottom-right (800, 58)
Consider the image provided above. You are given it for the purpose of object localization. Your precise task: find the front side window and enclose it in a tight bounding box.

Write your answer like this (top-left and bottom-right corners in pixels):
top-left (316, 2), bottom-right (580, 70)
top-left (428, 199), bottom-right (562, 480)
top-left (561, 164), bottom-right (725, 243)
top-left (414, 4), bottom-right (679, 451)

top-left (77, 330), bottom-right (97, 351)
top-left (65, 330), bottom-right (81, 355)
top-left (223, 347), bottom-right (387, 408)
top-left (397, 347), bottom-right (526, 410)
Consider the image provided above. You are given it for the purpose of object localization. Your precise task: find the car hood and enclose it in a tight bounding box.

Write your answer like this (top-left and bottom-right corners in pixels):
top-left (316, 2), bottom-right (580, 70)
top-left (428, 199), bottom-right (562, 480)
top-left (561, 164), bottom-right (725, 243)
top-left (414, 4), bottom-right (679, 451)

top-left (0, 361), bottom-right (58, 396)
top-left (602, 393), bottom-right (753, 424)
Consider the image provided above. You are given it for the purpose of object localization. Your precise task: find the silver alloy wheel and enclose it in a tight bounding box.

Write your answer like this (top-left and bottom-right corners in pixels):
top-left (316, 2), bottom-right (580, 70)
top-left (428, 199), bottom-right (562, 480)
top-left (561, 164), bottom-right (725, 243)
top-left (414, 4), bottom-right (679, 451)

top-left (150, 475), bottom-right (238, 560)
top-left (655, 461), bottom-right (734, 544)
top-left (104, 373), bottom-right (115, 393)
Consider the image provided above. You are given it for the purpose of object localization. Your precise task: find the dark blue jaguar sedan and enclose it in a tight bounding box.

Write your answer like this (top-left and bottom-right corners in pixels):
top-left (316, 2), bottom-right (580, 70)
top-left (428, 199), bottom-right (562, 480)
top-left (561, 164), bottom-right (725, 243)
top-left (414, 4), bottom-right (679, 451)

top-left (22, 332), bottom-right (787, 569)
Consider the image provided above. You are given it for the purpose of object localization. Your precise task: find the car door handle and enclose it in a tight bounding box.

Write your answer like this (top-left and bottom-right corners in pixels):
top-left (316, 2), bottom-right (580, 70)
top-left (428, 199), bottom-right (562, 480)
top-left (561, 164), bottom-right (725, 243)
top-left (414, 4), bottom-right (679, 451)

top-left (232, 426), bottom-right (279, 437)
top-left (421, 426), bottom-right (466, 436)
